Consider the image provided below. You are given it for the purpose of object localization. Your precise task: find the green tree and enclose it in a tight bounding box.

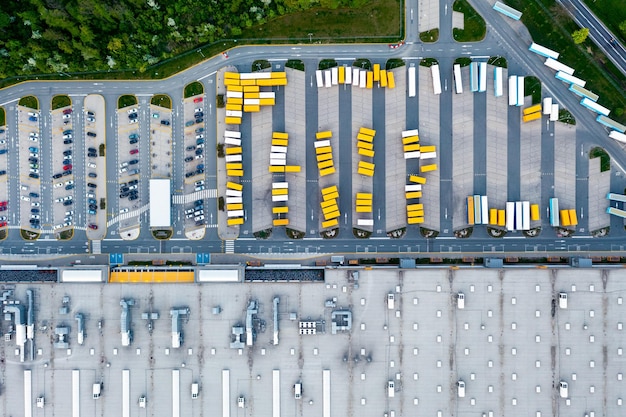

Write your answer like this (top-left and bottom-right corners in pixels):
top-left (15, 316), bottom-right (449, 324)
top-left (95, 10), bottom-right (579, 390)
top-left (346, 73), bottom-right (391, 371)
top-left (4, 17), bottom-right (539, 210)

top-left (572, 28), bottom-right (589, 44)
top-left (620, 20), bottom-right (626, 37)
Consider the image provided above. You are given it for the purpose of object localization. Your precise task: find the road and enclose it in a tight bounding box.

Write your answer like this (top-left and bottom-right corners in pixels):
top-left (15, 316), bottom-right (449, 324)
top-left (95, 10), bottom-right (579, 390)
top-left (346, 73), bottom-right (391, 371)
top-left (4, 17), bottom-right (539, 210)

top-left (0, 0), bottom-right (626, 261)
top-left (558, 0), bottom-right (626, 77)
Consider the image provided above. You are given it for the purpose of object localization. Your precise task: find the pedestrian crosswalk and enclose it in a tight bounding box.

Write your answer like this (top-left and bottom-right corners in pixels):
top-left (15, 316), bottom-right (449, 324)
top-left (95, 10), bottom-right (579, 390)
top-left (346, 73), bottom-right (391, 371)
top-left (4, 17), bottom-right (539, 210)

top-left (172, 188), bottom-right (217, 204)
top-left (92, 240), bottom-right (101, 254)
top-left (224, 240), bottom-right (235, 254)
top-left (107, 204), bottom-right (149, 227)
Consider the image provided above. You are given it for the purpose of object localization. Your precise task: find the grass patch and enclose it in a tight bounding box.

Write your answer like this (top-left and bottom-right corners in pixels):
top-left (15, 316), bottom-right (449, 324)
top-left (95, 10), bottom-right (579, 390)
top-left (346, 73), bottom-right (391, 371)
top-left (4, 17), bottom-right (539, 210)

top-left (118, 95), bottom-right (137, 109)
top-left (558, 108), bottom-right (576, 125)
top-left (184, 82), bottom-right (204, 98)
top-left (18, 96), bottom-right (38, 110)
top-left (285, 60), bottom-right (305, 71)
top-left (59, 229), bottom-right (74, 240)
top-left (420, 58), bottom-right (438, 67)
top-left (0, 229), bottom-right (6, 240)
top-left (352, 59), bottom-right (371, 70)
top-left (505, 0), bottom-right (626, 123)
top-left (590, 146), bottom-right (611, 171)
top-left (0, 108), bottom-right (5, 126)
top-left (455, 57), bottom-right (472, 67)
top-left (452, 0), bottom-right (487, 42)
top-left (51, 95), bottom-right (71, 110)
top-left (524, 76), bottom-right (542, 105)
top-left (252, 60), bottom-right (271, 72)
top-left (419, 28), bottom-right (439, 43)
top-left (239, 0), bottom-right (401, 43)
top-left (582, 0), bottom-right (626, 44)
top-left (151, 94), bottom-right (172, 109)
top-left (152, 229), bottom-right (173, 240)
top-left (487, 56), bottom-right (508, 68)
top-left (319, 59), bottom-right (338, 70)
top-left (20, 229), bottom-right (39, 240)
top-left (386, 59), bottom-right (406, 70)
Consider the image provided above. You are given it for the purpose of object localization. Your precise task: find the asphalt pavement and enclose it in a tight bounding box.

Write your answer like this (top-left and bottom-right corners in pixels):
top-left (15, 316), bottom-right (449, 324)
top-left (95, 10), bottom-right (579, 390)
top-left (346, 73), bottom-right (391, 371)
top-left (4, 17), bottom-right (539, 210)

top-left (0, 0), bottom-right (626, 260)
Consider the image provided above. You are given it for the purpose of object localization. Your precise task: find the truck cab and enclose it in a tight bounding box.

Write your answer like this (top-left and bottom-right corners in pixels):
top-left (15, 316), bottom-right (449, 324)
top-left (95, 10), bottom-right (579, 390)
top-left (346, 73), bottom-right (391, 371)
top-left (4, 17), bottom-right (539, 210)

top-left (93, 383), bottom-right (102, 399)
top-left (457, 380), bottom-right (466, 397)
top-left (457, 292), bottom-right (465, 309)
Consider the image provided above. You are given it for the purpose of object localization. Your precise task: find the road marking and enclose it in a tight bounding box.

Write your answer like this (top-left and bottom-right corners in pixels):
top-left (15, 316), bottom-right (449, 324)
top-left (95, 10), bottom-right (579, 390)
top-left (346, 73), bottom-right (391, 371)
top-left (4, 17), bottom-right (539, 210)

top-left (198, 71), bottom-right (216, 81)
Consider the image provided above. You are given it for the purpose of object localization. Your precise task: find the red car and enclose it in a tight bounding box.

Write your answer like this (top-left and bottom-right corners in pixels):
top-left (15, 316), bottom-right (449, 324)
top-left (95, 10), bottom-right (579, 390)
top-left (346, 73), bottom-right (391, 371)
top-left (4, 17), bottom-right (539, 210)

top-left (193, 97), bottom-right (203, 103)
top-left (129, 149), bottom-right (139, 155)
top-left (63, 164), bottom-right (72, 171)
top-left (88, 224), bottom-right (98, 230)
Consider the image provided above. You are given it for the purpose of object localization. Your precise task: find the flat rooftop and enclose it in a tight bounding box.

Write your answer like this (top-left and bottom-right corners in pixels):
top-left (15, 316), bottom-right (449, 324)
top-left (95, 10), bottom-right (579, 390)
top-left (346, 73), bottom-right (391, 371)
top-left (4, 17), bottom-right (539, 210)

top-left (2, 267), bottom-right (624, 416)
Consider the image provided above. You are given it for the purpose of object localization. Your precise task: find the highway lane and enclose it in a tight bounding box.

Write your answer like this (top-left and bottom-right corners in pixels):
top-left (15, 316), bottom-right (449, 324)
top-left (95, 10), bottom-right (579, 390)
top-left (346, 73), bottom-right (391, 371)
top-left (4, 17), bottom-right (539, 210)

top-left (0, 0), bottom-right (626, 258)
top-left (558, 0), bottom-right (626, 77)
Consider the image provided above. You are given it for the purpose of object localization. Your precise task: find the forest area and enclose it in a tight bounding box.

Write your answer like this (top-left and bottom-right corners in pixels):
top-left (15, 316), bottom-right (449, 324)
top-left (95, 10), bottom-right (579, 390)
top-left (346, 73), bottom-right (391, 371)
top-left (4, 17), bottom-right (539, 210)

top-left (0, 0), bottom-right (369, 79)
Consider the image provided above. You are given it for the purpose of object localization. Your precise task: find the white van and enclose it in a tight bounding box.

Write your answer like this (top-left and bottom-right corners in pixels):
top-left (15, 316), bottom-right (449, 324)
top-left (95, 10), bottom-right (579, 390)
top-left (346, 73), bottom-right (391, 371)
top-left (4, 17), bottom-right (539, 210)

top-left (387, 380), bottom-right (395, 397)
top-left (294, 383), bottom-right (302, 399)
top-left (559, 381), bottom-right (568, 398)
top-left (387, 293), bottom-right (395, 310)
top-left (558, 292), bottom-right (568, 309)
top-left (191, 383), bottom-right (199, 399)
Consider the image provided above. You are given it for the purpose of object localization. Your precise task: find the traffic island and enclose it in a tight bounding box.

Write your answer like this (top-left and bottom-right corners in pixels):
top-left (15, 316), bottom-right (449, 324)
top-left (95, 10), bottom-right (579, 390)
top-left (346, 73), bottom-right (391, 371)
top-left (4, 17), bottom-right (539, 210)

top-left (522, 227), bottom-right (541, 238)
top-left (253, 228), bottom-right (272, 240)
top-left (420, 227), bottom-right (439, 238)
top-left (487, 227), bottom-right (507, 238)
top-left (454, 227), bottom-right (473, 238)
top-left (286, 228), bottom-right (305, 239)
top-left (353, 228), bottom-right (371, 239)
top-left (151, 229), bottom-right (172, 240)
top-left (120, 226), bottom-right (140, 241)
top-left (419, 29), bottom-right (439, 43)
top-left (20, 229), bottom-right (40, 240)
top-left (58, 229), bottom-right (74, 240)
top-left (387, 227), bottom-right (406, 239)
top-left (185, 227), bottom-right (206, 240)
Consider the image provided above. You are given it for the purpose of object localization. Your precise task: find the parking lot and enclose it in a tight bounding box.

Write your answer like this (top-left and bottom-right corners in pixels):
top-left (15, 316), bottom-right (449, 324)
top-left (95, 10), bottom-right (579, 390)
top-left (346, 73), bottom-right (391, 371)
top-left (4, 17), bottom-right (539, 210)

top-left (117, 105), bottom-right (143, 233)
top-left (0, 124), bottom-right (8, 232)
top-left (50, 103), bottom-right (76, 235)
top-left (181, 94), bottom-right (207, 233)
top-left (84, 94), bottom-right (107, 239)
top-left (17, 105), bottom-right (42, 234)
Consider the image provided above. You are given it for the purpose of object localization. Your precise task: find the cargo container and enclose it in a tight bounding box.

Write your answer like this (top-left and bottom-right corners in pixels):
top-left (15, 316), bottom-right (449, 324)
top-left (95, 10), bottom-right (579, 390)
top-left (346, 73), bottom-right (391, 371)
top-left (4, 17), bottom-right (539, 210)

top-left (316, 131), bottom-right (332, 140)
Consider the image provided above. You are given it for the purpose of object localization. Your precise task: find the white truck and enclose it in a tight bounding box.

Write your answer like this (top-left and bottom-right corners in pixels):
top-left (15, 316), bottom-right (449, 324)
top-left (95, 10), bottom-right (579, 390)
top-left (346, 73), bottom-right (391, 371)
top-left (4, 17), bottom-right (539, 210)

top-left (191, 383), bottom-right (199, 399)
top-left (558, 292), bottom-right (568, 309)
